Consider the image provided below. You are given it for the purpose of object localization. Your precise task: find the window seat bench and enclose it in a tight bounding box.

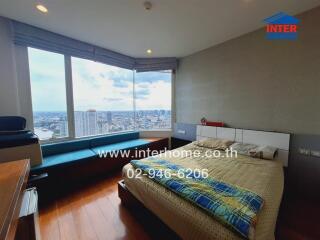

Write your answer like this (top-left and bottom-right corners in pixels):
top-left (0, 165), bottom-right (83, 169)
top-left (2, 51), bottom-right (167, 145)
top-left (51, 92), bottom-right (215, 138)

top-left (29, 132), bottom-right (169, 203)
top-left (31, 138), bottom-right (152, 173)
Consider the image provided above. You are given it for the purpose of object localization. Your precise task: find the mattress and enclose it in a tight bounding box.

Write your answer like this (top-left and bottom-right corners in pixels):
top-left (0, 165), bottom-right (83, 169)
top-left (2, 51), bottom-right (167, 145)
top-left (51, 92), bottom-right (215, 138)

top-left (122, 143), bottom-right (284, 240)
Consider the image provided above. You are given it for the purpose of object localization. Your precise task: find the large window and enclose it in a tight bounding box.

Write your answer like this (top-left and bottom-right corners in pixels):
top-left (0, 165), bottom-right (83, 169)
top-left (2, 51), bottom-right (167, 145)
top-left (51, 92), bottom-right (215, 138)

top-left (28, 48), bottom-right (172, 142)
top-left (72, 57), bottom-right (134, 137)
top-left (135, 71), bottom-right (172, 129)
top-left (28, 48), bottom-right (68, 141)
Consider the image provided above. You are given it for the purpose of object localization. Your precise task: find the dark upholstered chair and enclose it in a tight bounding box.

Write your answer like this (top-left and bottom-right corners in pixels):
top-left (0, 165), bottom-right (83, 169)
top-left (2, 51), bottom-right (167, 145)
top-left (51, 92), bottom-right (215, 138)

top-left (0, 116), bottom-right (38, 148)
top-left (0, 116), bottom-right (41, 166)
top-left (0, 116), bottom-right (27, 131)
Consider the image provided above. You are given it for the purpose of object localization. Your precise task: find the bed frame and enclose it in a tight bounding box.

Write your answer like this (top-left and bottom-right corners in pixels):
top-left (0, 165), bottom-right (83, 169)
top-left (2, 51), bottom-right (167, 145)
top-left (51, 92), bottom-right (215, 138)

top-left (118, 180), bottom-right (180, 239)
top-left (196, 125), bottom-right (291, 166)
top-left (118, 126), bottom-right (290, 238)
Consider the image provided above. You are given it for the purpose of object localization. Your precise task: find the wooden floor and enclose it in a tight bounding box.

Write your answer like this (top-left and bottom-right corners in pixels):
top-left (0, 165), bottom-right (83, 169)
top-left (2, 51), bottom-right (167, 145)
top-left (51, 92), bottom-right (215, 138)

top-left (276, 198), bottom-right (320, 240)
top-left (39, 171), bottom-right (320, 240)
top-left (39, 172), bottom-right (154, 240)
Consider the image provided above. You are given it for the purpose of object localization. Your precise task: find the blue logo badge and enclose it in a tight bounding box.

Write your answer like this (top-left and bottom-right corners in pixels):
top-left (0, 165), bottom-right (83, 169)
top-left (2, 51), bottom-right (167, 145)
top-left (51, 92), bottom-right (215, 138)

top-left (263, 12), bottom-right (300, 40)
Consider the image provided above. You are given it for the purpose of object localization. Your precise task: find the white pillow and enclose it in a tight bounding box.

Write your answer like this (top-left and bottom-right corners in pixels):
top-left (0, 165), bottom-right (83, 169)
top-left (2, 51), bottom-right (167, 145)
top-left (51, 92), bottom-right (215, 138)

top-left (230, 143), bottom-right (278, 160)
top-left (250, 146), bottom-right (278, 160)
top-left (229, 142), bottom-right (258, 157)
top-left (195, 138), bottom-right (234, 150)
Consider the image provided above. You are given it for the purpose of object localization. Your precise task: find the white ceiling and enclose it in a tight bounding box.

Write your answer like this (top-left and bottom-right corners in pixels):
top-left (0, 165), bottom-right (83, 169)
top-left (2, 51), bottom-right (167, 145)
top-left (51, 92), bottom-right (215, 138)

top-left (0, 0), bottom-right (319, 58)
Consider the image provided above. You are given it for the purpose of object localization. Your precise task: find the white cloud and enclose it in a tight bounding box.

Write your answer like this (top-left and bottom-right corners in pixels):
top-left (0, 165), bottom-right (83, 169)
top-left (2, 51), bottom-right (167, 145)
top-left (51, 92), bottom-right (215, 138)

top-left (135, 80), bottom-right (171, 110)
top-left (72, 57), bottom-right (133, 111)
top-left (28, 48), bottom-right (171, 112)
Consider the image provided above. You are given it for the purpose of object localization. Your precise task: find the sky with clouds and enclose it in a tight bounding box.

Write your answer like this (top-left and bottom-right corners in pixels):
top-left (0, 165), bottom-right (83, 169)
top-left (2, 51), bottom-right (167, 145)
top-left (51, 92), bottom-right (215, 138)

top-left (28, 48), bottom-right (171, 112)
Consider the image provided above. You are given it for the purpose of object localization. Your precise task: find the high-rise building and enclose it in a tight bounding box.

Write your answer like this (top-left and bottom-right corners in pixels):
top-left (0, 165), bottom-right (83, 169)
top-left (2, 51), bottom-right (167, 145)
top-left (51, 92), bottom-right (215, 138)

top-left (75, 111), bottom-right (85, 137)
top-left (87, 109), bottom-right (97, 136)
top-left (106, 111), bottom-right (112, 125)
top-left (59, 120), bottom-right (68, 136)
top-left (75, 110), bottom-right (98, 137)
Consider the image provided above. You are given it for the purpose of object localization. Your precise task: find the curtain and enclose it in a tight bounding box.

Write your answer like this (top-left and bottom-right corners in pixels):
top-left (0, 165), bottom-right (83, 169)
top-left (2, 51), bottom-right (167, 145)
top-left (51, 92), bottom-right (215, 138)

top-left (11, 20), bottom-right (178, 71)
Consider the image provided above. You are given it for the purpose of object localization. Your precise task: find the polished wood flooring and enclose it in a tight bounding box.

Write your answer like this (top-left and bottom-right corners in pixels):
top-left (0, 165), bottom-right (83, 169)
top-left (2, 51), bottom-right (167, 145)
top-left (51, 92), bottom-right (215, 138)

top-left (39, 171), bottom-right (320, 240)
top-left (39, 172), bottom-right (153, 240)
top-left (276, 198), bottom-right (320, 240)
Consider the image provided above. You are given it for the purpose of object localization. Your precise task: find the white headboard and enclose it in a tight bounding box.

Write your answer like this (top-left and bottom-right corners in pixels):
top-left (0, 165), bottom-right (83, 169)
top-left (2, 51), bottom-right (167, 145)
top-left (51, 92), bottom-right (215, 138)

top-left (196, 125), bottom-right (290, 167)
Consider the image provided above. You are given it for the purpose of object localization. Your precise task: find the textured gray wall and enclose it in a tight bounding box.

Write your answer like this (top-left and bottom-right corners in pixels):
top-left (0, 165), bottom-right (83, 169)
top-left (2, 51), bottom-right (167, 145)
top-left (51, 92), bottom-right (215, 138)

top-left (176, 7), bottom-right (320, 135)
top-left (0, 17), bottom-right (20, 116)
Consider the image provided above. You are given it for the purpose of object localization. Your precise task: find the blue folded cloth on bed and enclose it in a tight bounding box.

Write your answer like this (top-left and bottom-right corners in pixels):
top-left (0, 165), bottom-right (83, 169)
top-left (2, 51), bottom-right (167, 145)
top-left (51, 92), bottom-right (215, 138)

top-left (130, 158), bottom-right (264, 239)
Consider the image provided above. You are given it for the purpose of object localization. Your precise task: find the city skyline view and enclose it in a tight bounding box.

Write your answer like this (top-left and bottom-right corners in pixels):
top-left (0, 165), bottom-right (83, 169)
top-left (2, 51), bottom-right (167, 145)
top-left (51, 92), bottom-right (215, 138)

top-left (34, 110), bottom-right (171, 140)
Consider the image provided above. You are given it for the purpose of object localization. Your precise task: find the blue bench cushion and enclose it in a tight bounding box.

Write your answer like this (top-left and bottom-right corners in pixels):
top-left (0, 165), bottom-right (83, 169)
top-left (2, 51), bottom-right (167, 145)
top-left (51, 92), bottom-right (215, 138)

top-left (41, 132), bottom-right (140, 156)
top-left (33, 149), bottom-right (96, 171)
top-left (90, 132), bottom-right (139, 148)
top-left (91, 139), bottom-right (150, 156)
top-left (35, 132), bottom-right (144, 172)
top-left (42, 139), bottom-right (91, 156)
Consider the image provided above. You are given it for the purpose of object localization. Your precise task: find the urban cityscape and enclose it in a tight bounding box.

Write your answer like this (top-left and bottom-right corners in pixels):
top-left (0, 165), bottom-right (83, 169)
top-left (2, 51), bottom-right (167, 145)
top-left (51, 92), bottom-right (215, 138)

top-left (33, 109), bottom-right (171, 140)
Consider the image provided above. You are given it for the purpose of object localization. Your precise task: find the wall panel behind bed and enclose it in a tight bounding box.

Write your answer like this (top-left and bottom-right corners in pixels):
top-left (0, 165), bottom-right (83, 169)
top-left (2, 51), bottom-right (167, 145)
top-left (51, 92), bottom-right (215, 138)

top-left (196, 125), bottom-right (290, 166)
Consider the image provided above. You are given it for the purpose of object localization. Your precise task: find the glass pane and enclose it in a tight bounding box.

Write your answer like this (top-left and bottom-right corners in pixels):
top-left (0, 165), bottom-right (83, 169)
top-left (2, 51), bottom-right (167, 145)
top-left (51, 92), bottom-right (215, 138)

top-left (72, 57), bottom-right (134, 137)
top-left (28, 48), bottom-right (68, 141)
top-left (135, 71), bottom-right (172, 130)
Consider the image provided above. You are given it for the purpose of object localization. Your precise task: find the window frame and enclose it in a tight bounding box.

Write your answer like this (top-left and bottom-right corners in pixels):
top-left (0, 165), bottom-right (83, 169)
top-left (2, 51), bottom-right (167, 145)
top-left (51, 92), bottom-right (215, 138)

top-left (27, 47), bottom-right (70, 143)
top-left (71, 56), bottom-right (136, 138)
top-left (27, 47), bottom-right (173, 143)
top-left (134, 70), bottom-right (173, 131)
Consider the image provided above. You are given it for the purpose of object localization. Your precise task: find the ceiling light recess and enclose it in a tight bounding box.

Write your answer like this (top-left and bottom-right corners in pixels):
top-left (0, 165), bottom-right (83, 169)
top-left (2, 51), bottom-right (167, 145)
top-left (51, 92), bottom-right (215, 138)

top-left (144, 1), bottom-right (152, 11)
top-left (36, 4), bottom-right (48, 13)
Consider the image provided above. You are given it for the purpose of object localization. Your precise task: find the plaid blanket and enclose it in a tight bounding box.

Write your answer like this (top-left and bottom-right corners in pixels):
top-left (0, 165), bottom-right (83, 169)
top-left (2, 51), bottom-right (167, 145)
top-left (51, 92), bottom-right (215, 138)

top-left (130, 159), bottom-right (264, 239)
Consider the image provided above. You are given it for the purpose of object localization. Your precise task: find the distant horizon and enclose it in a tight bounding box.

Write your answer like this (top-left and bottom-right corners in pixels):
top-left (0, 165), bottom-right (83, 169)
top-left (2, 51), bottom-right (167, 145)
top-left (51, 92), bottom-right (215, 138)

top-left (34, 109), bottom-right (171, 113)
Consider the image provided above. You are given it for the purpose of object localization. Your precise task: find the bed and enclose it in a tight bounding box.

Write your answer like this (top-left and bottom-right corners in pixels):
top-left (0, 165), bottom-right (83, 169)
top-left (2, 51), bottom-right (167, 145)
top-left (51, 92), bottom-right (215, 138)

top-left (121, 126), bottom-right (290, 240)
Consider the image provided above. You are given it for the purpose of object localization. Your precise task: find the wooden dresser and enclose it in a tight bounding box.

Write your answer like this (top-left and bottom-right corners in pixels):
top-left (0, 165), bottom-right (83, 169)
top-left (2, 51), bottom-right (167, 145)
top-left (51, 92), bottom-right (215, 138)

top-left (0, 160), bottom-right (39, 240)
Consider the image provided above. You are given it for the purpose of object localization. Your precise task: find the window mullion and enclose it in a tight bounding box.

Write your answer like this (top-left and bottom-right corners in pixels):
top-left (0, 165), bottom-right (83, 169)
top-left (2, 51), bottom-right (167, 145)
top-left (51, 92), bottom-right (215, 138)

top-left (65, 55), bottom-right (75, 139)
top-left (133, 70), bottom-right (136, 131)
top-left (171, 70), bottom-right (175, 129)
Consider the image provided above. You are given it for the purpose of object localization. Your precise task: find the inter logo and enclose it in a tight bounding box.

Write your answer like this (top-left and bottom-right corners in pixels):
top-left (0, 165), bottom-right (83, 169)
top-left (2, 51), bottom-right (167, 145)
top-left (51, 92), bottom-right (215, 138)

top-left (263, 12), bottom-right (300, 40)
